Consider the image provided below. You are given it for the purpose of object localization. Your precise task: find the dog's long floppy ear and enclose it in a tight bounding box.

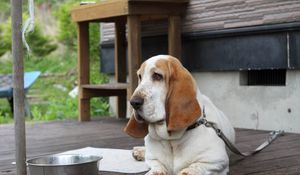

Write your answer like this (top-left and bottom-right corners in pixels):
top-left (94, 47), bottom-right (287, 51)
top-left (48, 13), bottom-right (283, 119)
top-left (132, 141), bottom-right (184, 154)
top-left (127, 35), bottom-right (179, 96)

top-left (166, 58), bottom-right (201, 131)
top-left (124, 113), bottom-right (148, 138)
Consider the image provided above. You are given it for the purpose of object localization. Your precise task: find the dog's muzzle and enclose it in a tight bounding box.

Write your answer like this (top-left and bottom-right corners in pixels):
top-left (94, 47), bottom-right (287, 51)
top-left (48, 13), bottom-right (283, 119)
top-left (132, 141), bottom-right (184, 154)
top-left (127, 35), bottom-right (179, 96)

top-left (130, 96), bottom-right (145, 122)
top-left (130, 96), bottom-right (144, 110)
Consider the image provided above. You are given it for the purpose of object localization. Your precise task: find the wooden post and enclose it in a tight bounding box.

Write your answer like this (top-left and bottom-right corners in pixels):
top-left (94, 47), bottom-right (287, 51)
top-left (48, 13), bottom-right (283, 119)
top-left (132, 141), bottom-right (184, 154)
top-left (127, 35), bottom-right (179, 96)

top-left (127, 15), bottom-right (141, 99)
top-left (114, 19), bottom-right (127, 118)
top-left (11, 0), bottom-right (27, 174)
top-left (168, 15), bottom-right (182, 59)
top-left (77, 22), bottom-right (90, 121)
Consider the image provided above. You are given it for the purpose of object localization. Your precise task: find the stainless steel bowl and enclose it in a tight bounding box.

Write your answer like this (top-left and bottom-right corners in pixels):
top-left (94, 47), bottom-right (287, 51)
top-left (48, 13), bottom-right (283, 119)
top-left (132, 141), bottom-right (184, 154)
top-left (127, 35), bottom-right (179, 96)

top-left (27, 154), bottom-right (102, 175)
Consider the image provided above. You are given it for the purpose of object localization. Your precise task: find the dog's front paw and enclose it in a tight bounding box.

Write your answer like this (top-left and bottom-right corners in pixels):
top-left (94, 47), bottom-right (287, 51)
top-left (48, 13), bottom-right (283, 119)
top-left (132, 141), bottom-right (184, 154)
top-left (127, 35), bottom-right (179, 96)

top-left (132, 146), bottom-right (145, 161)
top-left (146, 169), bottom-right (167, 175)
top-left (178, 168), bottom-right (202, 175)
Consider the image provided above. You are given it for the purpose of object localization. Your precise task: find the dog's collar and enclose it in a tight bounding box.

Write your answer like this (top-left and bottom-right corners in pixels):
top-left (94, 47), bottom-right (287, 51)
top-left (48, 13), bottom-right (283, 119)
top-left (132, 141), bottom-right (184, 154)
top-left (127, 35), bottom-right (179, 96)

top-left (186, 106), bottom-right (285, 157)
top-left (186, 106), bottom-right (209, 131)
top-left (186, 118), bottom-right (205, 131)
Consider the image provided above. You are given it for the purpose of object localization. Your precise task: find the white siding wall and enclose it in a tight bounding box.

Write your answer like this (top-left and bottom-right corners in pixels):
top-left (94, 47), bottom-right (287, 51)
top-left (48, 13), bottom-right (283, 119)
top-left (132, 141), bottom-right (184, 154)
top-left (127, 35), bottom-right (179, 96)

top-left (192, 71), bottom-right (300, 133)
top-left (109, 71), bottom-right (300, 133)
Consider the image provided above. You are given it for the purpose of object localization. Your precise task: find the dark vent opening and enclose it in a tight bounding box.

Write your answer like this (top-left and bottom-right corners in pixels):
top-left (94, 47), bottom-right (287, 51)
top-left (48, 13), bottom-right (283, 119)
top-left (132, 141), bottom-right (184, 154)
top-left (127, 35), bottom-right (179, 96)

top-left (240, 69), bottom-right (286, 86)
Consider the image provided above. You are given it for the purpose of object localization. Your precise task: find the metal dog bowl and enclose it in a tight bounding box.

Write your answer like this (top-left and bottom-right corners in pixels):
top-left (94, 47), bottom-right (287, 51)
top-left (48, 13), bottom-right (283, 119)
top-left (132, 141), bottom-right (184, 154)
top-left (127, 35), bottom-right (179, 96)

top-left (27, 154), bottom-right (102, 175)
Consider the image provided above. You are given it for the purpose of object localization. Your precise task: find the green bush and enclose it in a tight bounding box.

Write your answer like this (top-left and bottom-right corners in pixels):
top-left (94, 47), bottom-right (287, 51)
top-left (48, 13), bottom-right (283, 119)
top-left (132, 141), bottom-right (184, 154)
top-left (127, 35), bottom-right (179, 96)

top-left (0, 1), bottom-right (10, 20)
top-left (0, 19), bottom-right (11, 57)
top-left (26, 23), bottom-right (58, 57)
top-left (0, 108), bottom-right (13, 124)
top-left (54, 1), bottom-right (77, 48)
top-left (0, 1), bottom-right (110, 124)
top-left (54, 0), bottom-right (100, 61)
top-left (0, 15), bottom-right (57, 57)
top-left (35, 0), bottom-right (67, 5)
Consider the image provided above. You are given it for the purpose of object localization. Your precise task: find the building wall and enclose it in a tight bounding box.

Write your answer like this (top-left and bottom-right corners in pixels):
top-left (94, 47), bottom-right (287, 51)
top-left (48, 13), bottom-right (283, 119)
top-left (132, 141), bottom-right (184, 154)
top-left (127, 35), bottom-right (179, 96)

top-left (108, 70), bottom-right (300, 133)
top-left (192, 71), bottom-right (300, 133)
top-left (101, 0), bottom-right (300, 42)
top-left (102, 0), bottom-right (300, 133)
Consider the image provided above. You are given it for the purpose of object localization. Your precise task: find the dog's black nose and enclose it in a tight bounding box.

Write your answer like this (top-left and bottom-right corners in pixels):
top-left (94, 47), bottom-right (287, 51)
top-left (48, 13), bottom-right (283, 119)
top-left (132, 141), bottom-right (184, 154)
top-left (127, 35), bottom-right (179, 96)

top-left (130, 97), bottom-right (144, 110)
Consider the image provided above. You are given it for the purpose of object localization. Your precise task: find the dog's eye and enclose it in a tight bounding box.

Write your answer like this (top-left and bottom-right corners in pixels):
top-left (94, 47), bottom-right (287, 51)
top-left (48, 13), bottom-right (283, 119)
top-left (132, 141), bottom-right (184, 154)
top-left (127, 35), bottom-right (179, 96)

top-left (152, 72), bottom-right (163, 81)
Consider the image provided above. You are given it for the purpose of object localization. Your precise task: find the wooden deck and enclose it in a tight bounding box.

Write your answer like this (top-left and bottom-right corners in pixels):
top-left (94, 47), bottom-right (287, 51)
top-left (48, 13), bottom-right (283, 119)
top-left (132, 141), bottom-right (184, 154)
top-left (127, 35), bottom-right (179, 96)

top-left (0, 117), bottom-right (299, 175)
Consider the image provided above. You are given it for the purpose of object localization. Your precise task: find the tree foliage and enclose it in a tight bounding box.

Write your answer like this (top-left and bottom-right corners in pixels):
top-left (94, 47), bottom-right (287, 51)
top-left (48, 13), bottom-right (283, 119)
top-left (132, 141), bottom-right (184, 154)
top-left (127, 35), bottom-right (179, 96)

top-left (0, 1), bottom-right (10, 20)
top-left (54, 1), bottom-right (77, 48)
top-left (0, 15), bottom-right (57, 57)
top-left (54, 0), bottom-right (100, 60)
top-left (26, 23), bottom-right (58, 57)
top-left (0, 22), bottom-right (11, 56)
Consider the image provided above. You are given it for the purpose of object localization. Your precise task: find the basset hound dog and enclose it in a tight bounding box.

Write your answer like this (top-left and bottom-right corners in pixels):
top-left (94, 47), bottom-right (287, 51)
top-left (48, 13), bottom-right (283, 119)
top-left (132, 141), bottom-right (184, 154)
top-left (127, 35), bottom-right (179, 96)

top-left (124, 55), bottom-right (235, 175)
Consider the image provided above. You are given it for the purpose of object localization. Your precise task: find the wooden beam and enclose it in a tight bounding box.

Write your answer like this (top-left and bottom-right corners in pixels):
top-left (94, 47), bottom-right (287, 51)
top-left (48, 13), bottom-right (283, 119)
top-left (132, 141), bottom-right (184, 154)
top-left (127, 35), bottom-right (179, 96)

top-left (11, 0), bottom-right (27, 174)
top-left (114, 20), bottom-right (127, 83)
top-left (77, 22), bottom-right (90, 121)
top-left (114, 20), bottom-right (127, 118)
top-left (71, 0), bottom-right (189, 22)
top-left (80, 83), bottom-right (127, 99)
top-left (127, 15), bottom-right (141, 99)
top-left (168, 15), bottom-right (182, 59)
top-left (71, 0), bottom-right (129, 22)
top-left (81, 89), bottom-right (127, 99)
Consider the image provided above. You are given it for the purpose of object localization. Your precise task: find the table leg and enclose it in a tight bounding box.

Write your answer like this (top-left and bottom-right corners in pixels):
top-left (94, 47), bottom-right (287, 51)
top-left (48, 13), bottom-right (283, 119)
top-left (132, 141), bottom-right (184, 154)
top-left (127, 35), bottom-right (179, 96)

top-left (77, 22), bottom-right (90, 121)
top-left (127, 15), bottom-right (142, 100)
top-left (114, 19), bottom-right (127, 118)
top-left (7, 97), bottom-right (30, 117)
top-left (7, 97), bottom-right (14, 113)
top-left (168, 15), bottom-right (182, 60)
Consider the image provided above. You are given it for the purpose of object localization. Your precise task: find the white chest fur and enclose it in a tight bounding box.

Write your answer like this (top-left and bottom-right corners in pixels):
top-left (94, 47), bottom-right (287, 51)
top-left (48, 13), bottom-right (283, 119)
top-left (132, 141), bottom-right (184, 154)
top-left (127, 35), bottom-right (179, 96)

top-left (145, 123), bottom-right (229, 174)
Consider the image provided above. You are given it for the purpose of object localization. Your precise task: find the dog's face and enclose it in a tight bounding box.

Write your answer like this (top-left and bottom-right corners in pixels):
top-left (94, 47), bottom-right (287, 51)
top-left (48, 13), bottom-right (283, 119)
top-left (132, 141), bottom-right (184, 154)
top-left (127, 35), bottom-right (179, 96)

top-left (125, 55), bottom-right (201, 138)
top-left (130, 55), bottom-right (169, 124)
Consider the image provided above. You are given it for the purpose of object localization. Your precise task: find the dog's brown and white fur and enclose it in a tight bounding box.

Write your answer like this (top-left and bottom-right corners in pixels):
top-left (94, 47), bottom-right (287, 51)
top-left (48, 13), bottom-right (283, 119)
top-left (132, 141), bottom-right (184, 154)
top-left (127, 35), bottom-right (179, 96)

top-left (124, 55), bottom-right (235, 175)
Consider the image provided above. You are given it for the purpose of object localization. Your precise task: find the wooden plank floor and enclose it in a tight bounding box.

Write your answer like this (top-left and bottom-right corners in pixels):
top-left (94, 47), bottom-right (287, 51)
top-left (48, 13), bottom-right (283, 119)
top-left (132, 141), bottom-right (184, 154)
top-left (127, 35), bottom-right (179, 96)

top-left (0, 117), bottom-right (299, 175)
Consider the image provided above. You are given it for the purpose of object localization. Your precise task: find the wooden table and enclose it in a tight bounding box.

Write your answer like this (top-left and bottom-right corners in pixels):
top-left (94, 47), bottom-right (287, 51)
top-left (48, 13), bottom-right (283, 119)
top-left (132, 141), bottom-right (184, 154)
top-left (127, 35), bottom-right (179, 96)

top-left (71, 0), bottom-right (188, 121)
top-left (0, 71), bottom-right (41, 116)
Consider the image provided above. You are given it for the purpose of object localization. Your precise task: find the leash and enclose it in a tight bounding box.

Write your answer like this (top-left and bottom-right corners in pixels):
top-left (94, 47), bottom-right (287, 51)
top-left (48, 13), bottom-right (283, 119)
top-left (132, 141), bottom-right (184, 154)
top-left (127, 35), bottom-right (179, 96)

top-left (187, 106), bottom-right (285, 157)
